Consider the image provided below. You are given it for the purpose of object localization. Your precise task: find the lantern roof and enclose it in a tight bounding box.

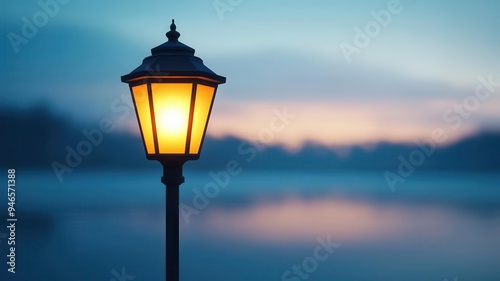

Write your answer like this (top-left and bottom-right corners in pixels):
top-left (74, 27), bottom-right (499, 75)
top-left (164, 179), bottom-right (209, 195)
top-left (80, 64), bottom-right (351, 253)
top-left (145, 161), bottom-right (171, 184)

top-left (121, 20), bottom-right (226, 84)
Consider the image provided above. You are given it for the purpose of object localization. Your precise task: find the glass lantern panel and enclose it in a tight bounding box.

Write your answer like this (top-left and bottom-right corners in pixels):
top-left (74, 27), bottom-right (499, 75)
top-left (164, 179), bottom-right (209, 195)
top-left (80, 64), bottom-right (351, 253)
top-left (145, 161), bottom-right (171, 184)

top-left (151, 83), bottom-right (192, 154)
top-left (131, 84), bottom-right (155, 154)
top-left (189, 84), bottom-right (215, 154)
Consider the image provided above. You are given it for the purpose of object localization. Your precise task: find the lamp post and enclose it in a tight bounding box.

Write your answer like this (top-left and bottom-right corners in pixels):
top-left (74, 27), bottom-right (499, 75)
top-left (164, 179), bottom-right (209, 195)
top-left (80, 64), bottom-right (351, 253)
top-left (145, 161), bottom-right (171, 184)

top-left (121, 19), bottom-right (226, 281)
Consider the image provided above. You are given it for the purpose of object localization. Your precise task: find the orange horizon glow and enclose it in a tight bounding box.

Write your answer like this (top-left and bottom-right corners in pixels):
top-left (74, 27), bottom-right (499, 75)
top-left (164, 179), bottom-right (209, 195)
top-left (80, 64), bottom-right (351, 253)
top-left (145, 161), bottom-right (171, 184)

top-left (205, 98), bottom-right (500, 151)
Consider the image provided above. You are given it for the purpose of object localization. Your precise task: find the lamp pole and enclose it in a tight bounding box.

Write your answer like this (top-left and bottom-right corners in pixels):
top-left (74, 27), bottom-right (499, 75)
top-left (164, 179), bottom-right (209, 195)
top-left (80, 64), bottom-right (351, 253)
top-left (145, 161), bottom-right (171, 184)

top-left (121, 19), bottom-right (226, 281)
top-left (161, 161), bottom-right (185, 281)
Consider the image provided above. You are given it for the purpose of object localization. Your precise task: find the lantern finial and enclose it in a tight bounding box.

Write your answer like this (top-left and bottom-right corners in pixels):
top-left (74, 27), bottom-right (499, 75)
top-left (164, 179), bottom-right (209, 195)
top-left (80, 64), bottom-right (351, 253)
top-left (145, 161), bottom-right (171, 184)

top-left (166, 19), bottom-right (180, 42)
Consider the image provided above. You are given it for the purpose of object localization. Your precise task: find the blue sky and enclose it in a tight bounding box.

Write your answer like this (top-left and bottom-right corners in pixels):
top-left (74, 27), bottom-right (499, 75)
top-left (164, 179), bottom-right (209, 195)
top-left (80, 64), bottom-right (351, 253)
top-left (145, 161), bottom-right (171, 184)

top-left (1, 0), bottom-right (500, 148)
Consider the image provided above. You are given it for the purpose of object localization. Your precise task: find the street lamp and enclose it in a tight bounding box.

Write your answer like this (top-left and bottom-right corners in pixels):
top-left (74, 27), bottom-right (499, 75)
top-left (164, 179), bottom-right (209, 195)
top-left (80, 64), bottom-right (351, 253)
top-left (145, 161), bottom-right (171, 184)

top-left (121, 19), bottom-right (226, 281)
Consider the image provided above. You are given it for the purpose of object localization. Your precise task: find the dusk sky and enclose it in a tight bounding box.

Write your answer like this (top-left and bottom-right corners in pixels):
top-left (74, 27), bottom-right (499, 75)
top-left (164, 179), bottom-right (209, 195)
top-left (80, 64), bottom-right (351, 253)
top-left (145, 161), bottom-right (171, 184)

top-left (2, 0), bottom-right (500, 149)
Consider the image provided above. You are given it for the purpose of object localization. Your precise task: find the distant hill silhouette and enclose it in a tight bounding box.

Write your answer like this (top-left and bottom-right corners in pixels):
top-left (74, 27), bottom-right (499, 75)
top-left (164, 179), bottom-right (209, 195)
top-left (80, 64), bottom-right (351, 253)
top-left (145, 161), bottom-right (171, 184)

top-left (1, 106), bottom-right (499, 172)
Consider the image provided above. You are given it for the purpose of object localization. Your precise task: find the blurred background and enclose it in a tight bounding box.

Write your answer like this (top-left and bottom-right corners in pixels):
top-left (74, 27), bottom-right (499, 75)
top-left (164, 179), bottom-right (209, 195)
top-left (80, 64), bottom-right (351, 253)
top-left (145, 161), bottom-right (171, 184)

top-left (1, 0), bottom-right (500, 280)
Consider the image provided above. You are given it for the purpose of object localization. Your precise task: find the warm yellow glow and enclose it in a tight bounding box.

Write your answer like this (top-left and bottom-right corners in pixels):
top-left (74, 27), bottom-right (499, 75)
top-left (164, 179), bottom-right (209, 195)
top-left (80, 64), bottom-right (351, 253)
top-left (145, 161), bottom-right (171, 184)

top-left (151, 83), bottom-right (192, 154)
top-left (131, 84), bottom-right (155, 154)
top-left (189, 84), bottom-right (215, 154)
top-left (159, 108), bottom-right (185, 134)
